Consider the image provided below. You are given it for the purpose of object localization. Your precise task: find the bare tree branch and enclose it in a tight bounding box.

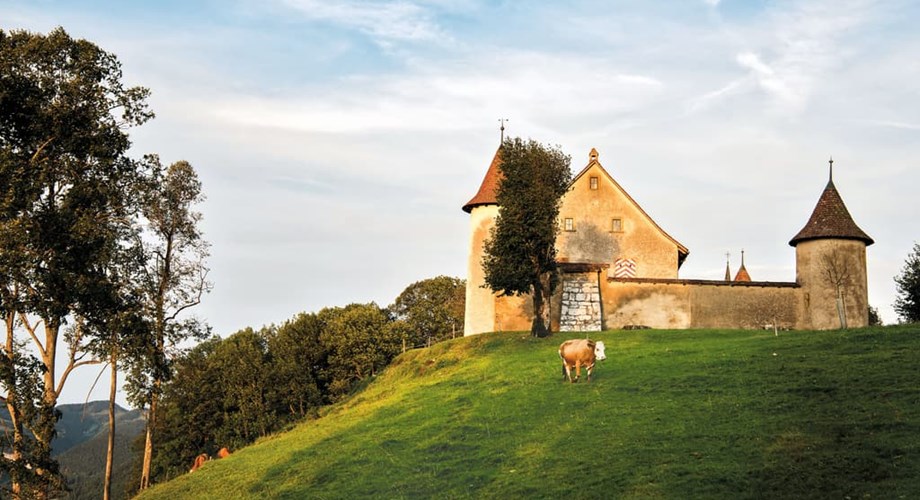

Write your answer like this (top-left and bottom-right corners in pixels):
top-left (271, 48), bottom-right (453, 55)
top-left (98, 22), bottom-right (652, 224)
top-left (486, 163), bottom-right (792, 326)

top-left (17, 313), bottom-right (46, 358)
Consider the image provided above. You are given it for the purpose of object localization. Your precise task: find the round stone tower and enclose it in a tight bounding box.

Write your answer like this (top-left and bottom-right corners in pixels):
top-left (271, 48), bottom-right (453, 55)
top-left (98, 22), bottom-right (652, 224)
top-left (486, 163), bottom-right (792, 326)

top-left (461, 147), bottom-right (502, 336)
top-left (789, 162), bottom-right (874, 330)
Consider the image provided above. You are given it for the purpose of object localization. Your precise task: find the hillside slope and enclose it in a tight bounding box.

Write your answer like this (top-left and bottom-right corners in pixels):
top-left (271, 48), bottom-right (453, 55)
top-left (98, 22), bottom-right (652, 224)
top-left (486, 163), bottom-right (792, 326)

top-left (139, 326), bottom-right (920, 498)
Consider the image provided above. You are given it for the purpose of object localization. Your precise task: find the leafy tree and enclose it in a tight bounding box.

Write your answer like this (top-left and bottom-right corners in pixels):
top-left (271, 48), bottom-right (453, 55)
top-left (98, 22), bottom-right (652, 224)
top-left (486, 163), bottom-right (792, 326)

top-left (210, 328), bottom-right (274, 446)
top-left (140, 337), bottom-right (224, 485)
top-left (389, 276), bottom-right (465, 348)
top-left (894, 242), bottom-right (920, 323)
top-left (265, 313), bottom-right (326, 418)
top-left (867, 305), bottom-right (882, 326)
top-left (127, 158), bottom-right (211, 491)
top-left (0, 27), bottom-right (152, 498)
top-left (482, 137), bottom-right (572, 337)
top-left (320, 304), bottom-right (401, 399)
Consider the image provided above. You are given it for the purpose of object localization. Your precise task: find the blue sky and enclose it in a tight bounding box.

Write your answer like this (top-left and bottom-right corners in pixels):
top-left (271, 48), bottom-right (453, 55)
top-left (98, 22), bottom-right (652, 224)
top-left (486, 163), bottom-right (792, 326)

top-left (3, 0), bottom-right (919, 404)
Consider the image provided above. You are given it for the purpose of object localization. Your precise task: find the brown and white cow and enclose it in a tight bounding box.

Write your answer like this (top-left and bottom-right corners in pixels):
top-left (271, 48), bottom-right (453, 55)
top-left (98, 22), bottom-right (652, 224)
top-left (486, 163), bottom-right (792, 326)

top-left (559, 339), bottom-right (606, 383)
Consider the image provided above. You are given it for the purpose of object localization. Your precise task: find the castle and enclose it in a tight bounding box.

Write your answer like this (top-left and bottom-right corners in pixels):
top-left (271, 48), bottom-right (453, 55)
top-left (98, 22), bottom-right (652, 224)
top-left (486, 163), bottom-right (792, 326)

top-left (462, 146), bottom-right (873, 334)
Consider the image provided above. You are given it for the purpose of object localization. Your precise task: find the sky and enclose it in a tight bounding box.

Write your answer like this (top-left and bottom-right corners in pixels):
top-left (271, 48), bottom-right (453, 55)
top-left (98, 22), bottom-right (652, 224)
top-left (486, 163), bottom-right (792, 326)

top-left (3, 0), bottom-right (919, 405)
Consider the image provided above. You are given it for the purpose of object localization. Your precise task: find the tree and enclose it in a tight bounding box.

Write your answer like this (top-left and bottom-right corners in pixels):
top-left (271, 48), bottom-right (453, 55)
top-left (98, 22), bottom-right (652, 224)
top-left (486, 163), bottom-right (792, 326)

top-left (138, 337), bottom-right (224, 485)
top-left (319, 304), bottom-right (401, 399)
top-left (127, 159), bottom-right (211, 491)
top-left (822, 251), bottom-right (854, 329)
top-left (265, 313), bottom-right (326, 418)
top-left (894, 242), bottom-right (920, 323)
top-left (389, 276), bottom-right (465, 348)
top-left (0, 27), bottom-right (152, 498)
top-left (482, 137), bottom-right (572, 337)
top-left (867, 305), bottom-right (882, 326)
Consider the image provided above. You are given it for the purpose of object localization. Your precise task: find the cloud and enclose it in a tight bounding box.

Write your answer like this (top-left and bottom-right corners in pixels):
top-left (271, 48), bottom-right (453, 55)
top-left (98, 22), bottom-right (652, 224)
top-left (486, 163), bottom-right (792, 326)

top-left (191, 51), bottom-right (665, 139)
top-left (278, 0), bottom-right (446, 44)
top-left (867, 120), bottom-right (920, 131)
top-left (686, 0), bottom-right (876, 115)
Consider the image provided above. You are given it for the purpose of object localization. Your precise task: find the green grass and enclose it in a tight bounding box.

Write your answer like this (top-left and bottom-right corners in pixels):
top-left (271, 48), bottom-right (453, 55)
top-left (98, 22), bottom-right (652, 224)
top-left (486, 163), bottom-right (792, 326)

top-left (139, 326), bottom-right (920, 499)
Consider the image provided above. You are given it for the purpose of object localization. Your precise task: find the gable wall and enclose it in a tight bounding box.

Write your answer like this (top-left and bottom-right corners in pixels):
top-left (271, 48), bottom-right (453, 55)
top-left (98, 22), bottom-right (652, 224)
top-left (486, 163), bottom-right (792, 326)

top-left (557, 163), bottom-right (678, 278)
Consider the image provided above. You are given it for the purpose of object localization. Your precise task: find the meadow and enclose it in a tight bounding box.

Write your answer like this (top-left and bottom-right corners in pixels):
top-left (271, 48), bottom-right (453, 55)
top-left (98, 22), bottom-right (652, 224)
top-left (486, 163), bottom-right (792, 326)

top-left (139, 325), bottom-right (920, 499)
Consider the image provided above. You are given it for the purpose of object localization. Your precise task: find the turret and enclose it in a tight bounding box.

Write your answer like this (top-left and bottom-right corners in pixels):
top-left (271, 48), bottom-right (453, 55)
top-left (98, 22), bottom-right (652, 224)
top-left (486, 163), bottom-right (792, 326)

top-left (790, 159), bottom-right (873, 329)
top-left (462, 146), bottom-right (502, 335)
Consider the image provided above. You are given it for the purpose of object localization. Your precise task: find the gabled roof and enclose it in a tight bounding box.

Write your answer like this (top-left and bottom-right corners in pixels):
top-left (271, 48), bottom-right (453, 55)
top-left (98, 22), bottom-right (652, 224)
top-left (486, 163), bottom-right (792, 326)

top-left (461, 146), bottom-right (502, 213)
top-left (572, 148), bottom-right (690, 267)
top-left (789, 178), bottom-right (874, 247)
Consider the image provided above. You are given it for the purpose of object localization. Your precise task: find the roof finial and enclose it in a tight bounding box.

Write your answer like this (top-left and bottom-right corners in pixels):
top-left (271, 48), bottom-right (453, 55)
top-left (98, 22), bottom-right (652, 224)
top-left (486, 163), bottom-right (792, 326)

top-left (829, 156), bottom-right (834, 183)
top-left (498, 118), bottom-right (508, 142)
top-left (724, 251), bottom-right (731, 281)
top-left (741, 248), bottom-right (745, 266)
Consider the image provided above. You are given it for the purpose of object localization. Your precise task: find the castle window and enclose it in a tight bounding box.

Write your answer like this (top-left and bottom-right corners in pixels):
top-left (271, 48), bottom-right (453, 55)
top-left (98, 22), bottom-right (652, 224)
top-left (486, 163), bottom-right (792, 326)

top-left (589, 176), bottom-right (598, 190)
top-left (611, 218), bottom-right (623, 232)
top-left (564, 218), bottom-right (575, 232)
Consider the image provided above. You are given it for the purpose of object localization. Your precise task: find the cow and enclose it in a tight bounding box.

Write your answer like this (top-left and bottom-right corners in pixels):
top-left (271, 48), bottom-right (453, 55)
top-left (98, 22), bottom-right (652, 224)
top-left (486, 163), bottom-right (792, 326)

top-left (559, 339), bottom-right (606, 383)
top-left (190, 453), bottom-right (209, 472)
top-left (217, 447), bottom-right (231, 459)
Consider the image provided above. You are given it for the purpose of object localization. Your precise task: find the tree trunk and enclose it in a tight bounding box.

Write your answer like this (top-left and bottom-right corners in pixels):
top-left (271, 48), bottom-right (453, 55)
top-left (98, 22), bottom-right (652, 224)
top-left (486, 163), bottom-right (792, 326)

top-left (836, 287), bottom-right (847, 329)
top-left (531, 275), bottom-right (551, 338)
top-left (5, 312), bottom-right (24, 498)
top-left (139, 389), bottom-right (157, 490)
top-left (104, 351), bottom-right (117, 500)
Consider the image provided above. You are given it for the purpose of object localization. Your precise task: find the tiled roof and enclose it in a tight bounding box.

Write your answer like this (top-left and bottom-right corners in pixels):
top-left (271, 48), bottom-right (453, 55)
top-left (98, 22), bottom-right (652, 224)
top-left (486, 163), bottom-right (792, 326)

top-left (789, 180), bottom-right (874, 247)
top-left (734, 264), bottom-right (751, 282)
top-left (461, 147), bottom-right (502, 213)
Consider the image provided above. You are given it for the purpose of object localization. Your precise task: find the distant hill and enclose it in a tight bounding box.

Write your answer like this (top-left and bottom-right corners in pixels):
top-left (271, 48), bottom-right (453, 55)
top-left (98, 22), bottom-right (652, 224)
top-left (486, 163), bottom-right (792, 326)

top-left (139, 326), bottom-right (920, 498)
top-left (56, 401), bottom-right (146, 499)
top-left (1, 401), bottom-right (145, 499)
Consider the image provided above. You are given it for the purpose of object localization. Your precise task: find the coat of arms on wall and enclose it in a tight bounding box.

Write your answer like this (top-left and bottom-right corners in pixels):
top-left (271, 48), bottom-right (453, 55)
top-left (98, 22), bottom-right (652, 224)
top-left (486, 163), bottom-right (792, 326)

top-left (614, 258), bottom-right (637, 278)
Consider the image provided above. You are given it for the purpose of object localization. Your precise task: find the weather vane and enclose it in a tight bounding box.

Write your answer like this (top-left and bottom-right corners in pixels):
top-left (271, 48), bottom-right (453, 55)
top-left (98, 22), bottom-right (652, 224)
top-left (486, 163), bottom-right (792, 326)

top-left (498, 118), bottom-right (509, 142)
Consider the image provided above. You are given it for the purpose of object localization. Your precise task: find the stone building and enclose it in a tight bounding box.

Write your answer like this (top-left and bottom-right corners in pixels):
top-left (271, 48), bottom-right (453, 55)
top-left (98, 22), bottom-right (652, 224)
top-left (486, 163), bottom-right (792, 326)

top-left (462, 146), bottom-right (873, 334)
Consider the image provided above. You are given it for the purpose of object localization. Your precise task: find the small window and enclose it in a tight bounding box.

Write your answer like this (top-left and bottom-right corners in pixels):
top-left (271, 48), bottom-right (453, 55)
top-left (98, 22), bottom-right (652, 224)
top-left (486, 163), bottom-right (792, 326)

top-left (611, 218), bottom-right (623, 232)
top-left (589, 176), bottom-right (598, 190)
top-left (564, 218), bottom-right (575, 232)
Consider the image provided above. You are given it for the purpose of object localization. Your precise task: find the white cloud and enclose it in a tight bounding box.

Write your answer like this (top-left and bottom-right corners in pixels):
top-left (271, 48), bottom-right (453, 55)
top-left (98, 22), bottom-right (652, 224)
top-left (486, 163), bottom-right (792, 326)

top-left (278, 0), bottom-right (446, 44)
top-left (195, 52), bottom-right (664, 138)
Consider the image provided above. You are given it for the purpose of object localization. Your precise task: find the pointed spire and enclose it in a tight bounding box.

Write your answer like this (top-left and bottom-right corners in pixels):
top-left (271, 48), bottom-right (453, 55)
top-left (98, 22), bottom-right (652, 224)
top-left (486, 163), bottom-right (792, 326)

top-left (734, 249), bottom-right (751, 282)
top-left (724, 252), bottom-right (732, 281)
top-left (462, 146), bottom-right (503, 213)
top-left (789, 159), bottom-right (874, 247)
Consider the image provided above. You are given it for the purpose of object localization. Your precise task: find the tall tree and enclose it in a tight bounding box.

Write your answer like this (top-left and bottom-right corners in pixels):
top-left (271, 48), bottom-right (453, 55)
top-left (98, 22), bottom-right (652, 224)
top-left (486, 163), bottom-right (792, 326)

top-left (482, 137), bottom-right (572, 337)
top-left (265, 313), bottom-right (326, 418)
top-left (894, 242), bottom-right (920, 324)
top-left (389, 276), bottom-right (465, 348)
top-left (127, 159), bottom-right (211, 491)
top-left (0, 27), bottom-right (152, 497)
top-left (320, 304), bottom-right (401, 399)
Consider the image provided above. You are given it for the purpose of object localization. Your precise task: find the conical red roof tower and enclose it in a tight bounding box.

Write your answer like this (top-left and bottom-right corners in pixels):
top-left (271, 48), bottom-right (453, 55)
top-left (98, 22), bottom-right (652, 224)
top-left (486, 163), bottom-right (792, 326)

top-left (789, 162), bottom-right (873, 247)
top-left (461, 147), bottom-right (502, 213)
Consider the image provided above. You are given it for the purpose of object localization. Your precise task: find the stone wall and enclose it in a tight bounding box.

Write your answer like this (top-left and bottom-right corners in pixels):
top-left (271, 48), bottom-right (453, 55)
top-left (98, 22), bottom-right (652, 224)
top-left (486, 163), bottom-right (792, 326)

top-left (599, 278), bottom-right (801, 330)
top-left (559, 273), bottom-right (602, 331)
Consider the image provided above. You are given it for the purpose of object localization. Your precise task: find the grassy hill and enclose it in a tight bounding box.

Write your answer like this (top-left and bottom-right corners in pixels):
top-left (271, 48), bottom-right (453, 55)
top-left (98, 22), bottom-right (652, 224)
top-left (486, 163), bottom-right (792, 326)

top-left (138, 326), bottom-right (920, 498)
